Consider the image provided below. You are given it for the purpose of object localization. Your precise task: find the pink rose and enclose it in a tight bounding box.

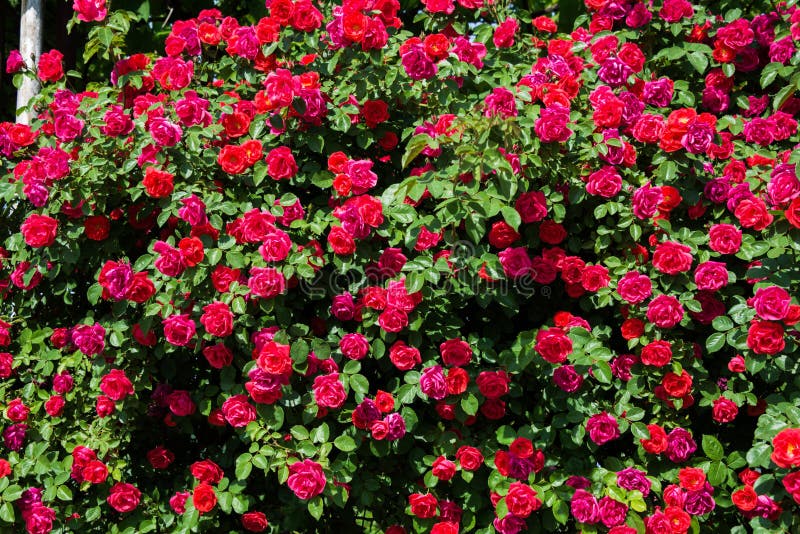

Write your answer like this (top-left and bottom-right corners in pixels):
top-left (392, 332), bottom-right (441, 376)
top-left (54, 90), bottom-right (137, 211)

top-left (420, 365), bottom-right (447, 400)
top-left (571, 489), bottom-right (600, 524)
top-left (586, 412), bottom-right (620, 445)
top-left (598, 496), bottom-right (628, 527)
top-left (71, 323), bottom-right (105, 356)
top-left (248, 267), bottom-right (286, 299)
top-left (259, 229), bottom-right (292, 262)
top-left (750, 286), bottom-right (791, 321)
top-left (287, 459), bottom-right (326, 500)
top-left (162, 314), bottom-right (196, 346)
top-left (73, 0), bottom-right (108, 22)
top-left (646, 295), bottom-right (685, 329)
top-left (222, 394), bottom-right (257, 427)
top-left (694, 261), bottom-right (728, 291)
top-left (499, 247), bottom-right (532, 278)
top-left (312, 373), bottom-right (347, 409)
top-left (708, 224), bottom-right (742, 254)
top-left (616, 272), bottom-right (652, 304)
top-left (266, 146), bottom-right (298, 181)
top-left (586, 166), bottom-right (622, 198)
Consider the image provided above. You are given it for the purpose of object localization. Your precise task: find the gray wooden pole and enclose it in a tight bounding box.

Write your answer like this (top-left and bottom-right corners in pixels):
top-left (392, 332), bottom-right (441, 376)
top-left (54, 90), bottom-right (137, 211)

top-left (16, 0), bottom-right (43, 125)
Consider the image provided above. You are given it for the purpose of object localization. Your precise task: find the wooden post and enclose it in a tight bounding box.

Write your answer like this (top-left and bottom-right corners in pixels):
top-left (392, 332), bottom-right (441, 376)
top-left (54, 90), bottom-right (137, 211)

top-left (16, 0), bottom-right (43, 124)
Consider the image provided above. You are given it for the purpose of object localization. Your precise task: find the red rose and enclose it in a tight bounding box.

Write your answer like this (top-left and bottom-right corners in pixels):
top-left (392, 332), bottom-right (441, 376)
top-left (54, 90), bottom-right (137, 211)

top-left (640, 340), bottom-right (672, 367)
top-left (99, 369), bottom-right (134, 401)
top-left (167, 390), bottom-right (196, 416)
top-left (747, 320), bottom-right (785, 355)
top-left (539, 220), bottom-right (566, 244)
top-left (179, 237), bottom-right (205, 267)
top-left (476, 370), bottom-right (510, 399)
top-left (142, 167), bottom-right (174, 198)
top-left (96, 395), bottom-right (115, 417)
top-left (147, 446), bottom-right (175, 469)
top-left (506, 482), bottom-right (541, 517)
top-left (21, 214), bottom-right (58, 248)
top-left (126, 273), bottom-right (156, 303)
top-left (361, 100), bottom-right (389, 128)
top-left (455, 446), bottom-right (483, 471)
top-left (488, 221), bottom-right (520, 248)
top-left (191, 459), bottom-right (224, 484)
top-left (772, 428), bottom-right (800, 468)
top-left (445, 367), bottom-right (469, 395)
top-left (389, 341), bottom-right (421, 371)
top-left (662, 370), bottom-right (692, 398)
top-left (211, 266), bottom-right (241, 292)
top-left (328, 226), bottom-right (356, 255)
top-left (0, 459), bottom-right (10, 478)
top-left (409, 493), bottom-right (438, 518)
top-left (481, 398), bottom-right (506, 419)
top-left (222, 394), bottom-right (256, 427)
top-left (732, 486), bottom-right (758, 511)
top-left (712, 396), bottom-right (738, 423)
top-left (327, 151), bottom-right (349, 173)
top-left (266, 146), bottom-right (298, 180)
top-left (200, 302), bottom-right (234, 337)
top-left (535, 327), bottom-right (572, 364)
top-left (37, 50), bottom-right (64, 82)
top-left (192, 483), bottom-right (217, 513)
top-left (107, 482), bottom-right (141, 513)
top-left (432, 456), bottom-right (456, 481)
top-left (515, 191), bottom-right (548, 223)
top-left (5, 398), bottom-right (28, 422)
top-left (84, 215), bottom-right (110, 241)
top-left (652, 241), bottom-right (693, 275)
top-left (242, 511), bottom-right (269, 532)
top-left (493, 18), bottom-right (518, 48)
top-left (641, 424), bottom-right (667, 454)
top-left (374, 390), bottom-right (394, 413)
top-left (221, 111), bottom-right (251, 138)
top-left (620, 318), bottom-right (644, 340)
top-left (44, 395), bottom-right (65, 417)
top-left (203, 344), bottom-right (233, 369)
top-left (218, 145), bottom-right (249, 175)
top-left (82, 460), bottom-right (109, 484)
top-left (256, 341), bottom-right (292, 375)
top-left (439, 338), bottom-right (472, 366)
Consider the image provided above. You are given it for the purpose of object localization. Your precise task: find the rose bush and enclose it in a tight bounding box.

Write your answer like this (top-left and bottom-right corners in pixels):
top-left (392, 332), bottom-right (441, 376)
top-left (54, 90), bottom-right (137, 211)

top-left (1, 0), bottom-right (800, 532)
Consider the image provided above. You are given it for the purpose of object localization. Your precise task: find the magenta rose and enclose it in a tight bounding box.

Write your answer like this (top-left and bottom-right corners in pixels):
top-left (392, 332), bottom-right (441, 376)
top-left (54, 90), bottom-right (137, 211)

top-left (586, 412), bottom-right (620, 445)
top-left (162, 314), bottom-right (196, 346)
top-left (646, 294), bottom-right (685, 329)
top-left (571, 489), bottom-right (600, 524)
top-left (312, 373), bottom-right (347, 409)
top-left (287, 459), bottom-right (326, 500)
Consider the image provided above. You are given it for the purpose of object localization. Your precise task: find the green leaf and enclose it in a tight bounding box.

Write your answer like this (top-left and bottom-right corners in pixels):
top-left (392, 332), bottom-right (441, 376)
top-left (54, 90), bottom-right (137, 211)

top-left (552, 498), bottom-right (568, 525)
top-left (0, 502), bottom-right (14, 523)
top-left (702, 435), bottom-right (725, 461)
top-left (235, 453), bottom-right (253, 480)
top-left (460, 393), bottom-right (479, 416)
top-left (291, 339), bottom-right (310, 364)
top-left (500, 206), bottom-right (522, 231)
top-left (334, 435), bottom-right (357, 452)
top-left (686, 51), bottom-right (708, 74)
top-left (707, 460), bottom-right (728, 486)
top-left (594, 361), bottom-right (612, 384)
top-left (349, 374), bottom-right (369, 396)
top-left (308, 496), bottom-right (324, 520)
top-left (711, 316), bottom-right (734, 332)
top-left (705, 332), bottom-right (726, 353)
top-left (746, 443), bottom-right (772, 468)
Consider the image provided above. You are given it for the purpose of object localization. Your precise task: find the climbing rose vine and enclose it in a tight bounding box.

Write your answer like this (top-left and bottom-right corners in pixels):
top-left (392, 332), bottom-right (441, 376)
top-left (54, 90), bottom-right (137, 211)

top-left (1, 0), bottom-right (800, 532)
